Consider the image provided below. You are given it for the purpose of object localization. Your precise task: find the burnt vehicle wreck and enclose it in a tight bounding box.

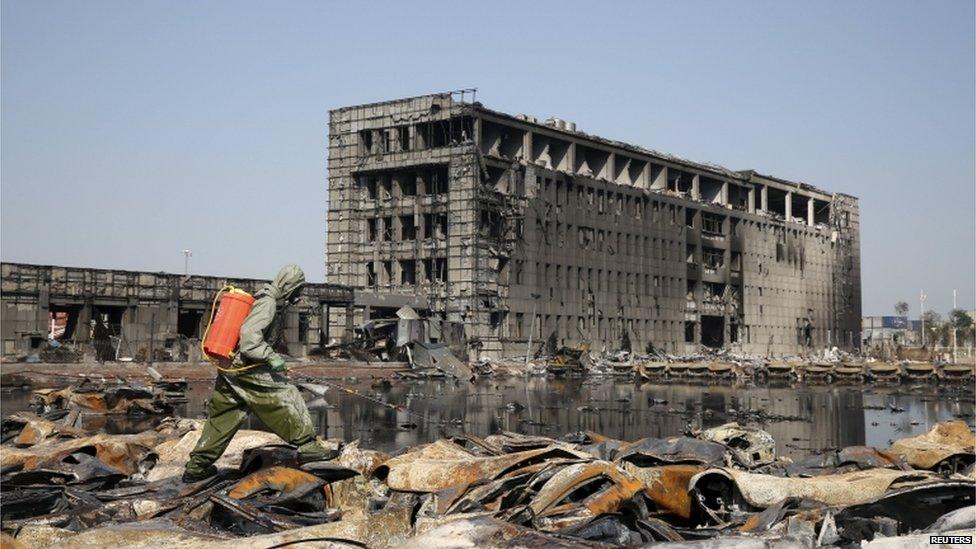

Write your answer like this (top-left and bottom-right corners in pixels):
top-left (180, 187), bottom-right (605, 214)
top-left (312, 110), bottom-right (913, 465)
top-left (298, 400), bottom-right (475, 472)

top-left (1, 417), bottom-right (973, 547)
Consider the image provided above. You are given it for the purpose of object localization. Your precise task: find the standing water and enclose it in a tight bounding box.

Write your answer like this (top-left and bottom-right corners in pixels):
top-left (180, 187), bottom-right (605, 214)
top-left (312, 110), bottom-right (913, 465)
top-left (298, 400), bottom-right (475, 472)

top-left (3, 378), bottom-right (972, 459)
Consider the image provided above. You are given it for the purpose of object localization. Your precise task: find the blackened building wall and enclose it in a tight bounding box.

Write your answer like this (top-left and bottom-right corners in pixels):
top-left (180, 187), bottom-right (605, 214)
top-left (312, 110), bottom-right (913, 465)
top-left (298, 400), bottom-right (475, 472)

top-left (1, 262), bottom-right (355, 360)
top-left (326, 93), bottom-right (861, 359)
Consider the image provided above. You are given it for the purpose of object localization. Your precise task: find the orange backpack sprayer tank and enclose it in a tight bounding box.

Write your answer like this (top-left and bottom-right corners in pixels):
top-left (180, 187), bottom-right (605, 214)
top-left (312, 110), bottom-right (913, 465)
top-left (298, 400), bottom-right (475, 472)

top-left (202, 286), bottom-right (255, 361)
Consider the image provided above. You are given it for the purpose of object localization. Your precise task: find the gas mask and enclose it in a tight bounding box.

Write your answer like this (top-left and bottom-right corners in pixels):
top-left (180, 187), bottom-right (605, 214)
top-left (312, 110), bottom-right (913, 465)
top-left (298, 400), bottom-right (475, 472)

top-left (287, 284), bottom-right (305, 305)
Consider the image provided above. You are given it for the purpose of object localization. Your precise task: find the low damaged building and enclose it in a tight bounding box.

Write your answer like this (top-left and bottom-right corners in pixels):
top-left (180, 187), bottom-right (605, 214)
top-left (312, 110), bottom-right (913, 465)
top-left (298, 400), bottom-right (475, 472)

top-left (0, 262), bottom-right (357, 361)
top-left (326, 92), bottom-right (862, 358)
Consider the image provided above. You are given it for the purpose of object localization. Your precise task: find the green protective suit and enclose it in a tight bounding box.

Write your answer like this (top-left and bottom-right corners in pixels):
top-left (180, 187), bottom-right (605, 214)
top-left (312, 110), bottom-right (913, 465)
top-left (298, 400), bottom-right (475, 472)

top-left (185, 264), bottom-right (330, 477)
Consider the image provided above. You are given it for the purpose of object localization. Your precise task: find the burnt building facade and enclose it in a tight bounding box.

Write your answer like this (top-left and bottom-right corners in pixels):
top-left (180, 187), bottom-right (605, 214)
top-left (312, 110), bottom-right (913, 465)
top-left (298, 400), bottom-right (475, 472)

top-left (1, 262), bottom-right (356, 361)
top-left (326, 93), bottom-right (861, 359)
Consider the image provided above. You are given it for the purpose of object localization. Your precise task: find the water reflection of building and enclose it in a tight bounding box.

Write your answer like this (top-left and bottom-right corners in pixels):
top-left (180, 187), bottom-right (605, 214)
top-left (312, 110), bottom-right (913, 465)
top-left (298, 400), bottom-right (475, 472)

top-left (291, 379), bottom-right (874, 459)
top-left (195, 378), bottom-right (968, 460)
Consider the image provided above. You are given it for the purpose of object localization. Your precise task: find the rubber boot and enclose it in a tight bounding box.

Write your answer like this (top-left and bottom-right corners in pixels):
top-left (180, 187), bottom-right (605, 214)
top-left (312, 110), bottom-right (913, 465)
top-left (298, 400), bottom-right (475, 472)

top-left (297, 439), bottom-right (339, 464)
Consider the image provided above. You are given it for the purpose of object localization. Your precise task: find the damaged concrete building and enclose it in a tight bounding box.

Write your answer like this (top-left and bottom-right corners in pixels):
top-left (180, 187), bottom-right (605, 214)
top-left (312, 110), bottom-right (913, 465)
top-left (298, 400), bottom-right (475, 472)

top-left (327, 92), bottom-right (862, 359)
top-left (0, 262), bottom-right (356, 360)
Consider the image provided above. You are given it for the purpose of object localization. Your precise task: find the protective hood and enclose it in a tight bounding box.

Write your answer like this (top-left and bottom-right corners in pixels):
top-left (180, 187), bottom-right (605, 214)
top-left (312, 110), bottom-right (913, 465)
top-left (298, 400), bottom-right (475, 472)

top-left (261, 264), bottom-right (306, 302)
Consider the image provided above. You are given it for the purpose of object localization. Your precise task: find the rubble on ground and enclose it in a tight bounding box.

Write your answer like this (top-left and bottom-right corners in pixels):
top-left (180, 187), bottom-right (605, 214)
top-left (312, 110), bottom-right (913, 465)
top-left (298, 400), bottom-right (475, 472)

top-left (887, 420), bottom-right (976, 474)
top-left (404, 341), bottom-right (473, 380)
top-left (546, 345), bottom-right (592, 376)
top-left (696, 423), bottom-right (776, 468)
top-left (502, 344), bottom-right (976, 386)
top-left (14, 340), bottom-right (86, 364)
top-left (1, 414), bottom-right (973, 548)
top-left (316, 317), bottom-right (405, 362)
top-left (309, 304), bottom-right (486, 381)
top-left (29, 378), bottom-right (187, 416)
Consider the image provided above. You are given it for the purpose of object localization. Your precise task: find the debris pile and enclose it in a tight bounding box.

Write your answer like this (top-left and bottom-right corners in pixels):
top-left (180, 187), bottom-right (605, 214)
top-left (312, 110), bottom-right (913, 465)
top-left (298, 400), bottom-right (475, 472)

top-left (546, 345), bottom-right (592, 376)
top-left (317, 317), bottom-right (406, 362)
top-left (29, 379), bottom-right (187, 416)
top-left (403, 341), bottom-right (473, 379)
top-left (1, 416), bottom-right (973, 547)
top-left (310, 305), bottom-right (487, 380)
top-left (16, 340), bottom-right (86, 364)
top-left (533, 345), bottom-right (976, 386)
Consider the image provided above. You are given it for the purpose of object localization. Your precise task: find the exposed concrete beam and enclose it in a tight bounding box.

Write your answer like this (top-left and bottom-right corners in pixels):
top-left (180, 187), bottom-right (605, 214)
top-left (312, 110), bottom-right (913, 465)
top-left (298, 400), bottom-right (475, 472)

top-left (651, 164), bottom-right (667, 191)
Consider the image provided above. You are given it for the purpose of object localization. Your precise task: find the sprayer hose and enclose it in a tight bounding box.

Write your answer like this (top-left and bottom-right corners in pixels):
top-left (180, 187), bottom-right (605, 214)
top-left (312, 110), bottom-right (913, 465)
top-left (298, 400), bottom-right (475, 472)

top-left (197, 287), bottom-right (439, 425)
top-left (291, 371), bottom-right (444, 426)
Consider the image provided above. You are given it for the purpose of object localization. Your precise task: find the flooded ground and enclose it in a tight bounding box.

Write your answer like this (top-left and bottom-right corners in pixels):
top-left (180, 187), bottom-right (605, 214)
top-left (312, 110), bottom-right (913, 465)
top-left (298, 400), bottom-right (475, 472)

top-left (3, 377), bottom-right (973, 459)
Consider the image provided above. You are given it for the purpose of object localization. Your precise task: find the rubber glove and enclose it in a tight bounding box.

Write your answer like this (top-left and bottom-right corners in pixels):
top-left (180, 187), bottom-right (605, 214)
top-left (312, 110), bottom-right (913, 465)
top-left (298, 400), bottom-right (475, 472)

top-left (268, 354), bottom-right (288, 372)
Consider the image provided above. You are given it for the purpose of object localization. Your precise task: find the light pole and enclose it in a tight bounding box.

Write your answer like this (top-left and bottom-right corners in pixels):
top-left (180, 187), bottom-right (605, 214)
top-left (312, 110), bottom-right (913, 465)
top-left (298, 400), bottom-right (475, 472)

top-left (919, 289), bottom-right (926, 347)
top-left (183, 250), bottom-right (192, 276)
top-left (952, 289), bottom-right (958, 364)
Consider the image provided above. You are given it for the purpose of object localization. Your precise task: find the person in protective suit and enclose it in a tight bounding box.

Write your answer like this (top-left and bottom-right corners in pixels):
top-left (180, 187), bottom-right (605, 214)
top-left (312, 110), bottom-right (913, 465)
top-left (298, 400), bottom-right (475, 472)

top-left (183, 264), bottom-right (333, 482)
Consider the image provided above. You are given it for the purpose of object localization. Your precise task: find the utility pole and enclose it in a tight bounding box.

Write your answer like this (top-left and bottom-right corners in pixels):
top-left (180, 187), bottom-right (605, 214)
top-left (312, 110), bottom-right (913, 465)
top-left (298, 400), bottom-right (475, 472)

top-left (952, 289), bottom-right (958, 364)
top-left (183, 249), bottom-right (192, 276)
top-left (920, 289), bottom-right (927, 347)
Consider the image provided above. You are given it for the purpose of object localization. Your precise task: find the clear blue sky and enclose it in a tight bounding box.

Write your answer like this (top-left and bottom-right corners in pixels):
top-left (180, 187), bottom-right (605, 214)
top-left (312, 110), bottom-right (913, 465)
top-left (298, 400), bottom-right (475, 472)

top-left (2, 1), bottom-right (973, 316)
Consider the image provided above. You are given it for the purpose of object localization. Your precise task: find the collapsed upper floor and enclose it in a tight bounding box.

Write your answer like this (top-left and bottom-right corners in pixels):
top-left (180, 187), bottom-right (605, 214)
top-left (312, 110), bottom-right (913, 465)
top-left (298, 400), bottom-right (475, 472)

top-left (329, 92), bottom-right (858, 230)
